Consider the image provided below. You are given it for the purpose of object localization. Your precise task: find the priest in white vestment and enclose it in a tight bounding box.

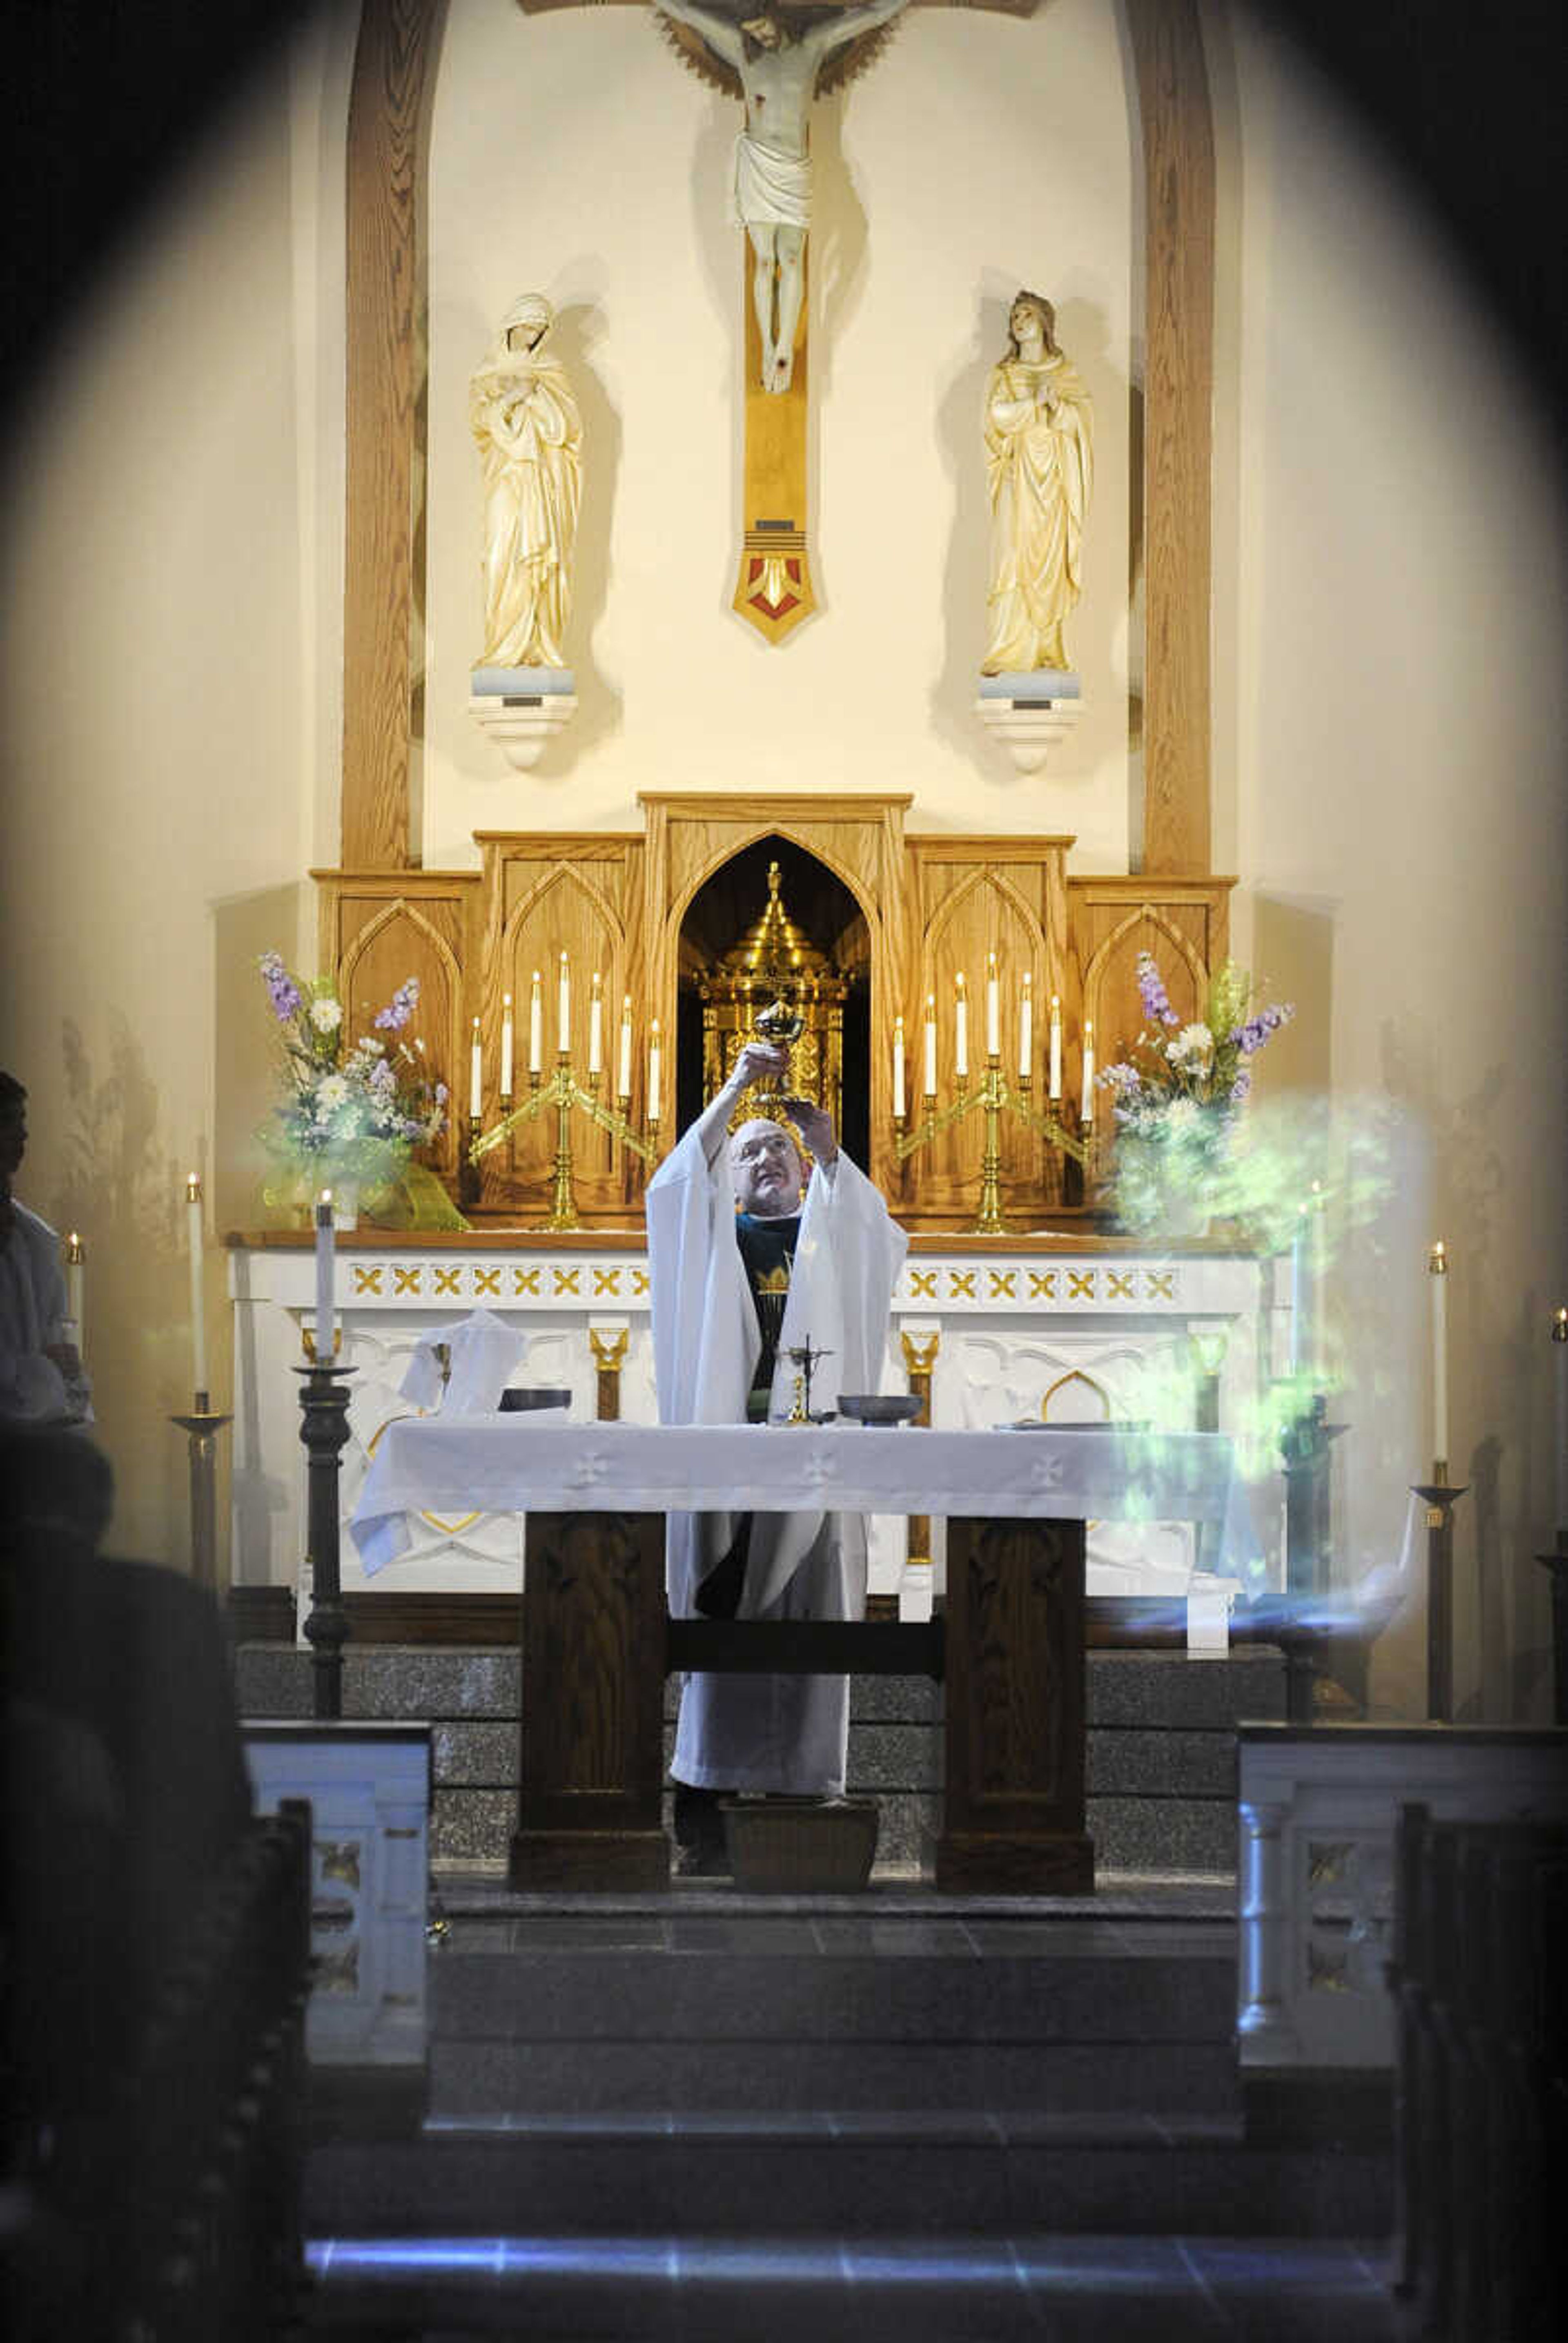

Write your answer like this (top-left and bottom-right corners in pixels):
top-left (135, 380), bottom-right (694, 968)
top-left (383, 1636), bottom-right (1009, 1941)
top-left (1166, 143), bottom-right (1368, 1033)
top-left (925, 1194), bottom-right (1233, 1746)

top-left (646, 1039), bottom-right (907, 1872)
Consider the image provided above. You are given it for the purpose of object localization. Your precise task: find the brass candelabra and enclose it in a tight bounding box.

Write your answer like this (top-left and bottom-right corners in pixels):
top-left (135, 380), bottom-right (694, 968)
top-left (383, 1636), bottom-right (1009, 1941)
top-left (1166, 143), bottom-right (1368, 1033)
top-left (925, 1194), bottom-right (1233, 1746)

top-left (895, 1053), bottom-right (1087, 1235)
top-left (470, 1049), bottom-right (658, 1232)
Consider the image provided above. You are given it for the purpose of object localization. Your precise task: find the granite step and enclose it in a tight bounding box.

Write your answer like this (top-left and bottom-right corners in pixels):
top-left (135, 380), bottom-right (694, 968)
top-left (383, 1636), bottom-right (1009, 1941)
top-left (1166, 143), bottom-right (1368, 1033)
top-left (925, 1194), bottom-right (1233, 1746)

top-left (234, 1646), bottom-right (1281, 1874)
top-left (418, 1786), bottom-right (1242, 1874)
top-left (307, 2120), bottom-right (1389, 2241)
top-left (432, 1942), bottom-right (1236, 2045)
top-left (234, 1645), bottom-right (1287, 1731)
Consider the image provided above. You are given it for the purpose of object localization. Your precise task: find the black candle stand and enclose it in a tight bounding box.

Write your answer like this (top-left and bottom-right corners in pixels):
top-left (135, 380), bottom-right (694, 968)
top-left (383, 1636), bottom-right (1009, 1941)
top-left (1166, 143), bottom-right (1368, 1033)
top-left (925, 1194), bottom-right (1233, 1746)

top-left (169, 1391), bottom-right (234, 1595)
top-left (1412, 1472), bottom-right (1468, 1724)
top-left (294, 1360), bottom-right (356, 1719)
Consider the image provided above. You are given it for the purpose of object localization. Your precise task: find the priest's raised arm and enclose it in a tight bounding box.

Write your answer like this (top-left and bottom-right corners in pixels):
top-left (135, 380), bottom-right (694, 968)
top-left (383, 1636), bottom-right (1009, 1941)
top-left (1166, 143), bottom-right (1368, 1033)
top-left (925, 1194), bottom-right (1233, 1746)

top-left (644, 1039), bottom-right (908, 1871)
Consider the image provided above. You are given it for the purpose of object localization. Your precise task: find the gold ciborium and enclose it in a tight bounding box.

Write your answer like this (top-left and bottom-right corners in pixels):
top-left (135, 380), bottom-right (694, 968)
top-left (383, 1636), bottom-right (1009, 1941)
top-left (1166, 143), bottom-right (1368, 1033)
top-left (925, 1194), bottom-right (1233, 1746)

top-left (751, 979), bottom-right (805, 1113)
top-left (753, 984), bottom-right (805, 1052)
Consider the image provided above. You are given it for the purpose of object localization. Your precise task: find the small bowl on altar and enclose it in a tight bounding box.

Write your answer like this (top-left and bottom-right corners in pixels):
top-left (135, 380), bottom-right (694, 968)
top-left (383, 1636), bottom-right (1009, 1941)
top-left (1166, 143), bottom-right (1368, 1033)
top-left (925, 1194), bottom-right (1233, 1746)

top-left (499, 1386), bottom-right (572, 1414)
top-left (837, 1394), bottom-right (922, 1428)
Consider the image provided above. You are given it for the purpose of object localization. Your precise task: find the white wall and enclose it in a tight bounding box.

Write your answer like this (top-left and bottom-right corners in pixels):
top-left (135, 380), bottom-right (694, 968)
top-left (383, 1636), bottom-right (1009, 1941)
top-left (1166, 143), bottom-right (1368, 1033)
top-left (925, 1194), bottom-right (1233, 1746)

top-left (422, 0), bottom-right (1134, 861)
top-left (2, 0), bottom-right (1562, 1711)
top-left (1212, 7), bottom-right (1568, 1715)
top-left (0, 29), bottom-right (350, 1559)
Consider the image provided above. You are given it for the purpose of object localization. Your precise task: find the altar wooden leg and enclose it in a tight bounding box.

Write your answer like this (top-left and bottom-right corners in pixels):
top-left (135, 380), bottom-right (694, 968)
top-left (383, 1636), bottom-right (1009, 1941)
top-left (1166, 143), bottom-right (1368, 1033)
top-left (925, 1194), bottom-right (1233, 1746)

top-left (510, 1509), bottom-right (670, 1890)
top-left (935, 1514), bottom-right (1094, 1895)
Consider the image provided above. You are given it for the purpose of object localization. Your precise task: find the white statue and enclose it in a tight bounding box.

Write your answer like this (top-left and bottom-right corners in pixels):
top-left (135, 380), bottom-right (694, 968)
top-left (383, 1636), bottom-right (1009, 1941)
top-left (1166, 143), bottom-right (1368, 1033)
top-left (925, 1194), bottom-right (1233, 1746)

top-left (656, 2), bottom-right (912, 394)
top-left (980, 290), bottom-right (1094, 677)
top-left (469, 294), bottom-right (584, 671)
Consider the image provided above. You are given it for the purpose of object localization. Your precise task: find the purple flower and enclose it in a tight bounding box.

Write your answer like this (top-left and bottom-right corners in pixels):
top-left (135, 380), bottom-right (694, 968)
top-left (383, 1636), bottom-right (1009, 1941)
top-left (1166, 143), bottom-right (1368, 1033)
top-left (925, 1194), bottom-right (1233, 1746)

top-left (1231, 1003), bottom-right (1294, 1056)
top-left (1136, 952), bottom-right (1180, 1029)
top-left (1229, 1067), bottom-right (1253, 1105)
top-left (373, 977), bottom-right (421, 1033)
top-left (259, 951), bottom-right (303, 1024)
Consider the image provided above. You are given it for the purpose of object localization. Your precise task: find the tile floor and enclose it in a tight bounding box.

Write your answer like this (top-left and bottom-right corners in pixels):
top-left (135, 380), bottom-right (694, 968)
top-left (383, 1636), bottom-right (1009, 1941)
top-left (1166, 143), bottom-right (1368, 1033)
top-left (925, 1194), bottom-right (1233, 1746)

top-left (305, 1880), bottom-right (1400, 2340)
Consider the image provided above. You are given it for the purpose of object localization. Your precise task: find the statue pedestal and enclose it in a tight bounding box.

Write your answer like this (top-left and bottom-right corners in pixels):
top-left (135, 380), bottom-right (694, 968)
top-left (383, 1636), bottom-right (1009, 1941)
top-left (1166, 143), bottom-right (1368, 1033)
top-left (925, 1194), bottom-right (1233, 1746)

top-left (976, 670), bottom-right (1082, 775)
top-left (470, 667), bottom-right (577, 771)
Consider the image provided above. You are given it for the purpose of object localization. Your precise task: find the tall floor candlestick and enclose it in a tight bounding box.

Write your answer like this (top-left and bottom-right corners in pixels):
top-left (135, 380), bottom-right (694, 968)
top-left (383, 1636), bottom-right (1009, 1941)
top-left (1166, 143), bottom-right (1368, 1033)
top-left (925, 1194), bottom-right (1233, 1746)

top-left (1429, 1241), bottom-right (1449, 1471)
top-left (313, 1193), bottom-right (335, 1362)
top-left (1553, 1304), bottom-right (1567, 1530)
top-left (65, 1230), bottom-right (85, 1348)
top-left (187, 1172), bottom-right (208, 1401)
top-left (1539, 1308), bottom-right (1568, 1725)
top-left (294, 1359), bottom-right (355, 1718)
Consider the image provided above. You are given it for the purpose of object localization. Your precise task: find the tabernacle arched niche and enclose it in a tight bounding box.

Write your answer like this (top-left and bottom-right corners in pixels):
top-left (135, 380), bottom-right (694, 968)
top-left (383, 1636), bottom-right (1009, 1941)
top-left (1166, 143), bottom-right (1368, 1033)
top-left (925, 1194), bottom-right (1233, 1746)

top-left (677, 835), bottom-right (871, 1167)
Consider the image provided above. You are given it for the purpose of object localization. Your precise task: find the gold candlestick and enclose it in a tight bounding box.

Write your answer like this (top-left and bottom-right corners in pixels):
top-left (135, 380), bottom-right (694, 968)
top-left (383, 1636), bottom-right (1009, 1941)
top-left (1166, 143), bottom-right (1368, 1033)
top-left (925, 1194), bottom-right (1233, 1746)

top-left (471, 1038), bottom-right (658, 1232)
top-left (895, 1051), bottom-right (1085, 1234)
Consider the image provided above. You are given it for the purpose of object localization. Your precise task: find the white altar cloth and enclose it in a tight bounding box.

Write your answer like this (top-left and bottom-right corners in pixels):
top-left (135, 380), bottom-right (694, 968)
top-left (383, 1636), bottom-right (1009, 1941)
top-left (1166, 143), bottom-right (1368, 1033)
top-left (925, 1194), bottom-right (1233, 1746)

top-left (350, 1420), bottom-right (1261, 1580)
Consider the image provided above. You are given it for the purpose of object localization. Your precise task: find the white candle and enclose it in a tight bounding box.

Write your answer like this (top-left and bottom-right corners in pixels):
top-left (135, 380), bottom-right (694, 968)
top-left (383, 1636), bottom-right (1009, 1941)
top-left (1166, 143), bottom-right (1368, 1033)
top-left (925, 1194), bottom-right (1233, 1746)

top-left (314, 1190), bottom-right (335, 1360)
top-left (1310, 1181), bottom-right (1328, 1381)
top-left (1430, 1241), bottom-right (1449, 1465)
top-left (1018, 973), bottom-right (1033, 1081)
top-left (469, 1016), bottom-right (482, 1118)
top-left (892, 1016), bottom-right (906, 1119)
top-left (618, 994), bottom-right (633, 1098)
top-left (557, 950), bottom-right (571, 1054)
top-left (528, 970), bottom-right (543, 1075)
top-left (1554, 1306), bottom-right (1568, 1528)
top-left (1080, 1019), bottom-right (1095, 1123)
top-left (985, 952), bottom-right (1000, 1059)
top-left (923, 995), bottom-right (938, 1097)
top-left (1288, 1203), bottom-right (1307, 1376)
top-left (648, 1018), bottom-right (662, 1123)
top-left (1048, 993), bottom-right (1062, 1099)
top-left (186, 1174), bottom-right (208, 1396)
top-left (500, 993), bottom-right (514, 1095)
top-left (954, 973), bottom-right (969, 1080)
top-left (589, 972), bottom-right (603, 1076)
top-left (65, 1231), bottom-right (85, 1343)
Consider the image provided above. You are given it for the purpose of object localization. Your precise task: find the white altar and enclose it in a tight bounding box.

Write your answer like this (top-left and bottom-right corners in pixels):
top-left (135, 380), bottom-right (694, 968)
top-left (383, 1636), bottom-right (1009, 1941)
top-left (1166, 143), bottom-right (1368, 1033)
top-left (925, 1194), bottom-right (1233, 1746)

top-left (228, 1234), bottom-right (1290, 1606)
top-left (351, 1419), bottom-right (1260, 1577)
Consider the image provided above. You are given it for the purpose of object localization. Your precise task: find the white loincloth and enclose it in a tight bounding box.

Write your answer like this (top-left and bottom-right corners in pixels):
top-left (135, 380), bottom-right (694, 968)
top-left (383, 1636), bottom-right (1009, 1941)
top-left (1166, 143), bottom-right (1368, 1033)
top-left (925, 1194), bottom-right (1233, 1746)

top-left (731, 132), bottom-right (812, 232)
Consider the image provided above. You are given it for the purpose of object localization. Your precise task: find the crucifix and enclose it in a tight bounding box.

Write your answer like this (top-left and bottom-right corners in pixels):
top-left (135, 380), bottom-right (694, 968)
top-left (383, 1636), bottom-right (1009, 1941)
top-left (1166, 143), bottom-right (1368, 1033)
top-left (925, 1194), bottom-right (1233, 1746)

top-left (655, 1), bottom-right (914, 641)
top-left (518, 2), bottom-right (1034, 644)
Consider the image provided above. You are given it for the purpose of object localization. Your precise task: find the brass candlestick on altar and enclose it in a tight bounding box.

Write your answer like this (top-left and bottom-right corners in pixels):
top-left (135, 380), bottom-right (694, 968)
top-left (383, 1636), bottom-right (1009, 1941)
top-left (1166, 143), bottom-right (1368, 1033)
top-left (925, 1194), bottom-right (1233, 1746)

top-left (471, 1044), bottom-right (657, 1232)
top-left (895, 1052), bottom-right (1086, 1236)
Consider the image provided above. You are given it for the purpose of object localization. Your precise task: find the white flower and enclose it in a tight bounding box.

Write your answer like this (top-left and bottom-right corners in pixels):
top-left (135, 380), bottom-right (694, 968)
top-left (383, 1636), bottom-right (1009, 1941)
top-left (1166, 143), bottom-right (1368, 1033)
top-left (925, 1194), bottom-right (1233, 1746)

top-left (315, 1074), bottom-right (350, 1113)
top-left (1163, 1096), bottom-right (1201, 1137)
top-left (1165, 1021), bottom-right (1213, 1069)
top-left (310, 996), bottom-right (344, 1034)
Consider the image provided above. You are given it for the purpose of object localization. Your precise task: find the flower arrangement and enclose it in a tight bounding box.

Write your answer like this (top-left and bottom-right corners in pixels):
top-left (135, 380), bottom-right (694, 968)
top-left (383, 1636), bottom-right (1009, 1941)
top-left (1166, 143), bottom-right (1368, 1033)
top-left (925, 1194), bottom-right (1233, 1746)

top-left (258, 953), bottom-right (447, 1193)
top-left (1099, 954), bottom-right (1293, 1230)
